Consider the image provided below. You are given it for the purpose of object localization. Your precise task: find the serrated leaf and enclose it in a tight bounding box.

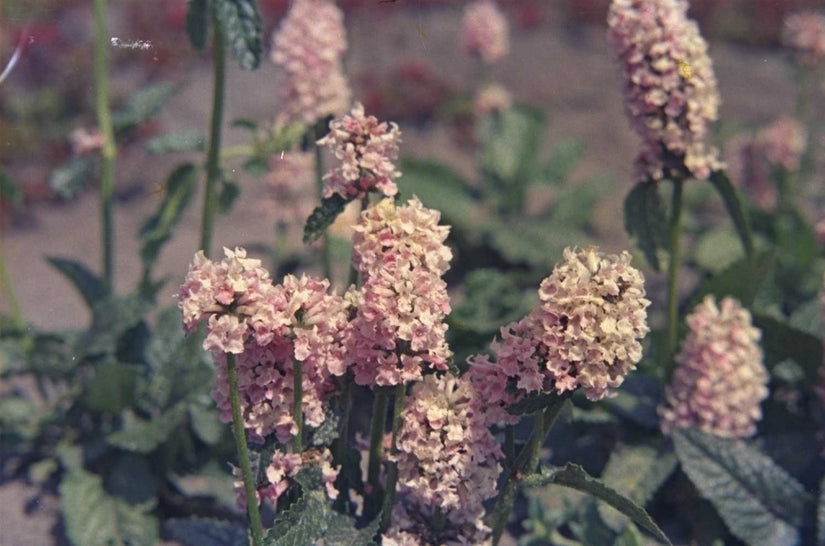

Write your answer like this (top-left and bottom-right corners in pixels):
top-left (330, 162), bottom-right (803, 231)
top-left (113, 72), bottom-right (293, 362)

top-left (217, 178), bottom-right (240, 214)
top-left (49, 155), bottom-right (96, 199)
top-left (112, 82), bottom-right (178, 130)
top-left (398, 159), bottom-right (475, 233)
top-left (166, 518), bottom-right (248, 546)
top-left (264, 485), bottom-right (326, 546)
top-left (709, 169), bottom-right (754, 259)
top-left (753, 314), bottom-right (822, 384)
top-left (85, 359), bottom-right (139, 413)
top-left (60, 469), bottom-right (159, 546)
top-left (523, 463), bottom-right (671, 545)
top-left (139, 163), bottom-right (197, 272)
top-left (303, 194), bottom-right (347, 243)
top-left (623, 182), bottom-right (668, 271)
top-left (692, 251), bottom-right (774, 308)
top-left (186, 0), bottom-right (210, 50)
top-left (145, 129), bottom-right (205, 154)
top-left (673, 428), bottom-right (809, 546)
top-left (106, 404), bottom-right (188, 453)
top-left (47, 256), bottom-right (103, 308)
top-left (215, 0), bottom-right (263, 70)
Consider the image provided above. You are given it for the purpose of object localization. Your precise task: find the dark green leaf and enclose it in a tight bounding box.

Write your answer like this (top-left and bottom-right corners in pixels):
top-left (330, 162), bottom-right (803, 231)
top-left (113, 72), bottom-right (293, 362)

top-left (85, 359), bottom-right (139, 413)
top-left (60, 469), bottom-right (159, 546)
top-left (139, 163), bottom-right (198, 272)
top-left (166, 518), bottom-right (248, 546)
top-left (107, 453), bottom-right (158, 504)
top-left (753, 314), bottom-right (822, 384)
top-left (623, 182), bottom-right (667, 271)
top-left (692, 251), bottom-right (774, 308)
top-left (242, 157), bottom-right (269, 177)
top-left (49, 155), bottom-right (96, 199)
top-left (231, 118), bottom-right (258, 131)
top-left (112, 82), bottom-right (178, 130)
top-left (264, 480), bottom-right (327, 546)
top-left (449, 269), bottom-right (530, 335)
top-left (186, 0), bottom-right (210, 50)
top-left (324, 512), bottom-right (379, 546)
top-left (145, 129), bottom-right (205, 154)
top-left (601, 374), bottom-right (663, 429)
top-left (673, 428), bottom-right (809, 546)
top-left (398, 159), bottom-right (475, 233)
top-left (188, 400), bottom-right (223, 445)
top-left (303, 194), bottom-right (347, 244)
top-left (106, 404), bottom-right (188, 453)
top-left (46, 256), bottom-right (103, 308)
top-left (789, 299), bottom-right (823, 339)
top-left (709, 170), bottom-right (754, 259)
top-left (0, 170), bottom-right (23, 208)
top-left (81, 293), bottom-right (153, 357)
top-left (523, 463), bottom-right (671, 545)
top-left (217, 178), bottom-right (240, 214)
top-left (215, 0), bottom-right (263, 70)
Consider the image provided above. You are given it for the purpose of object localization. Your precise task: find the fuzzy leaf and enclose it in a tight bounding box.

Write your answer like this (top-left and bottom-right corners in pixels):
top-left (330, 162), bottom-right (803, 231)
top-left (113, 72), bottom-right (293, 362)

top-left (398, 159), bottom-right (475, 233)
top-left (215, 0), bottom-right (263, 70)
top-left (60, 469), bottom-right (159, 546)
top-left (264, 484), bottom-right (327, 546)
top-left (709, 170), bottom-right (754, 259)
top-left (186, 0), bottom-right (210, 50)
top-left (106, 404), bottom-right (188, 453)
top-left (673, 428), bottom-right (809, 546)
top-left (623, 182), bottom-right (667, 271)
top-left (47, 256), bottom-right (103, 308)
top-left (523, 463), bottom-right (671, 545)
top-left (753, 314), bottom-right (822, 384)
top-left (145, 129), bottom-right (205, 154)
top-left (303, 194), bottom-right (347, 244)
top-left (49, 155), bottom-right (96, 199)
top-left (139, 163), bottom-right (198, 272)
top-left (166, 518), bottom-right (248, 546)
top-left (112, 82), bottom-right (178, 130)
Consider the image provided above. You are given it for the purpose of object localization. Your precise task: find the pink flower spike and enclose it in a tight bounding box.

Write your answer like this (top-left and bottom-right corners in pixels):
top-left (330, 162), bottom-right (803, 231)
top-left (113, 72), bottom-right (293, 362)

top-left (460, 0), bottom-right (510, 64)
top-left (782, 11), bottom-right (825, 66)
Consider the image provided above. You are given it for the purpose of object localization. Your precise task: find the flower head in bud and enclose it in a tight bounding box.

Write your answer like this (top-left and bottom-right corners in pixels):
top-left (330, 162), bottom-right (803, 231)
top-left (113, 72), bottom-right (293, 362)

top-left (659, 296), bottom-right (769, 439)
top-left (460, 0), bottom-right (510, 64)
top-left (782, 11), bottom-right (825, 66)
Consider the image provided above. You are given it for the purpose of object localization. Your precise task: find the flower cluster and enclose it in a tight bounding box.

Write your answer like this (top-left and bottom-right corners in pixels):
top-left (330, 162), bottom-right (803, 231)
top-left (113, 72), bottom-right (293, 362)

top-left (384, 374), bottom-right (502, 545)
top-left (468, 247), bottom-right (650, 423)
top-left (725, 117), bottom-right (807, 209)
top-left (460, 0), bottom-right (510, 64)
top-left (349, 198), bottom-right (453, 386)
top-left (607, 0), bottom-right (722, 182)
top-left (659, 296), bottom-right (768, 439)
top-left (270, 0), bottom-right (351, 127)
top-left (782, 11), bottom-right (825, 66)
top-left (317, 103), bottom-right (402, 200)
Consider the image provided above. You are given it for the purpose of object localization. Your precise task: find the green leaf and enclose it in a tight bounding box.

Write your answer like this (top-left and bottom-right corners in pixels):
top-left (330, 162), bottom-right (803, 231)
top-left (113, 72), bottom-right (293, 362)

top-left (708, 170), bottom-right (754, 259)
top-left (789, 299), bottom-right (824, 339)
top-left (507, 391), bottom-right (570, 416)
top-left (692, 251), bottom-right (774, 308)
top-left (601, 374), bottom-right (663, 430)
top-left (60, 469), bottom-right (159, 546)
top-left (623, 182), bottom-right (668, 271)
top-left (0, 170), bottom-right (23, 208)
top-left (145, 129), bottom-right (205, 154)
top-left (303, 194), bottom-right (347, 244)
top-left (539, 138), bottom-right (585, 186)
top-left (693, 228), bottom-right (745, 273)
top-left (217, 178), bottom-right (240, 214)
top-left (166, 518), bottom-right (248, 546)
top-left (599, 445), bottom-right (677, 532)
top-left (47, 256), bottom-right (103, 308)
top-left (488, 216), bottom-right (588, 271)
top-left (242, 157), bottom-right (269, 177)
top-left (106, 404), bottom-right (188, 453)
top-left (753, 314), bottom-right (822, 384)
top-left (107, 453), bottom-right (159, 504)
top-left (264, 480), bottom-right (327, 546)
top-left (549, 174), bottom-right (611, 231)
top-left (398, 159), bottom-right (475, 233)
top-left (523, 463), bottom-right (672, 545)
top-left (49, 155), bottom-right (96, 199)
top-left (81, 293), bottom-right (153, 357)
top-left (186, 0), bottom-right (210, 50)
top-left (85, 359), bottom-right (139, 413)
top-left (673, 428), bottom-right (809, 546)
top-left (188, 400), bottom-right (223, 445)
top-left (112, 82), bottom-right (178, 130)
top-left (215, 0), bottom-right (263, 70)
top-left (139, 163), bottom-right (198, 273)
top-left (613, 523), bottom-right (645, 546)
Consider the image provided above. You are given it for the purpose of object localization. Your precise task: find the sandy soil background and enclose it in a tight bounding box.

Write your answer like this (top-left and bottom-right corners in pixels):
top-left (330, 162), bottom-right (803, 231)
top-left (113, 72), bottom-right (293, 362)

top-left (0, 1), bottom-right (799, 544)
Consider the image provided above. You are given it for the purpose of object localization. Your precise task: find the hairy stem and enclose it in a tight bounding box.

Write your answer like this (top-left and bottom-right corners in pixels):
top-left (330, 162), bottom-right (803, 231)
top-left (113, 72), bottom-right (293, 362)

top-left (200, 18), bottom-right (226, 257)
top-left (226, 354), bottom-right (263, 546)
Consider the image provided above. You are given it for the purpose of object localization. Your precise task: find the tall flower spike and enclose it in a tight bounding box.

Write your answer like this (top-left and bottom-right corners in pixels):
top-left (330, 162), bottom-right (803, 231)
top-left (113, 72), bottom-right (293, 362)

top-left (607, 0), bottom-right (722, 182)
top-left (349, 197), bottom-right (453, 387)
top-left (271, 0), bottom-right (351, 127)
top-left (317, 103), bottom-right (402, 200)
top-left (782, 11), bottom-right (825, 66)
top-left (384, 373), bottom-right (502, 545)
top-left (659, 296), bottom-right (769, 439)
top-left (460, 0), bottom-right (510, 64)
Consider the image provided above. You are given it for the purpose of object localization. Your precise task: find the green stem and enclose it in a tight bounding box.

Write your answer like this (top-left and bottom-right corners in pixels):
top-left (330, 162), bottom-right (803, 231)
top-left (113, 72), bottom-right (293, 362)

top-left (292, 359), bottom-right (303, 452)
top-left (504, 425), bottom-right (515, 467)
top-left (313, 127), bottom-right (332, 281)
top-left (200, 17), bottom-right (226, 257)
top-left (367, 389), bottom-right (390, 491)
top-left (665, 179), bottom-right (684, 374)
top-left (380, 383), bottom-right (407, 533)
top-left (93, 0), bottom-right (116, 297)
top-left (332, 376), bottom-right (352, 511)
top-left (225, 354), bottom-right (263, 546)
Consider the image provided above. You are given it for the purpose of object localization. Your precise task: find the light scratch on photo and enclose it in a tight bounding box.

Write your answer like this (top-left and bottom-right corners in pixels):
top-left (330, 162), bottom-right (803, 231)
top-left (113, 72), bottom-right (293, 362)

top-left (110, 37), bottom-right (154, 51)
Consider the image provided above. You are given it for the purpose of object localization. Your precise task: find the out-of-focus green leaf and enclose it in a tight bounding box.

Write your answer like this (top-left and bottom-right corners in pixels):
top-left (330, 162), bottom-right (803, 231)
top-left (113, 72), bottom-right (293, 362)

top-left (188, 399), bottom-right (223, 445)
top-left (112, 82), bottom-right (177, 130)
top-left (399, 159), bottom-right (475, 233)
top-left (692, 251), bottom-right (774, 308)
top-left (85, 359), bottom-right (139, 413)
top-left (303, 194), bottom-right (346, 244)
top-left (217, 178), bottom-right (240, 214)
top-left (49, 155), bottom-right (96, 199)
top-left (166, 518), bottom-right (248, 546)
top-left (0, 170), bottom-right (23, 208)
top-left (674, 428), bottom-right (809, 546)
top-left (694, 228), bottom-right (744, 273)
top-left (106, 403), bottom-right (188, 453)
top-left (47, 257), bottom-right (103, 309)
top-left (601, 374), bottom-right (663, 430)
top-left (215, 0), bottom-right (263, 70)
top-left (708, 170), bottom-right (754, 259)
top-left (80, 293), bottom-right (153, 357)
top-left (789, 299), bottom-right (823, 339)
top-left (549, 174), bottom-right (611, 231)
top-left (539, 138), bottom-right (585, 186)
top-left (186, 0), bottom-right (210, 50)
top-left (623, 182), bottom-right (667, 271)
top-left (107, 453), bottom-right (159, 504)
top-left (753, 314), bottom-right (822, 384)
top-left (449, 269), bottom-right (529, 334)
top-left (145, 129), bottom-right (205, 154)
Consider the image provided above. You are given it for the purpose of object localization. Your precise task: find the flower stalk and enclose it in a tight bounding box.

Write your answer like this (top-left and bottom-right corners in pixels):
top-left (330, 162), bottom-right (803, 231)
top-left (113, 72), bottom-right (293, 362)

top-left (379, 383), bottom-right (406, 533)
top-left (200, 17), bottom-right (226, 257)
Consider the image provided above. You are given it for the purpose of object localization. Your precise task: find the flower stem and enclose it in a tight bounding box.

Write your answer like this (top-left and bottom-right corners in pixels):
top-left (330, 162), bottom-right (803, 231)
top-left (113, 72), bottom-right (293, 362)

top-left (200, 16), bottom-right (226, 257)
top-left (379, 383), bottom-right (406, 533)
top-left (292, 359), bottom-right (303, 452)
top-left (313, 127), bottom-right (332, 281)
top-left (92, 0), bottom-right (116, 297)
top-left (367, 389), bottom-right (390, 489)
top-left (225, 354), bottom-right (263, 546)
top-left (665, 179), bottom-right (684, 374)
